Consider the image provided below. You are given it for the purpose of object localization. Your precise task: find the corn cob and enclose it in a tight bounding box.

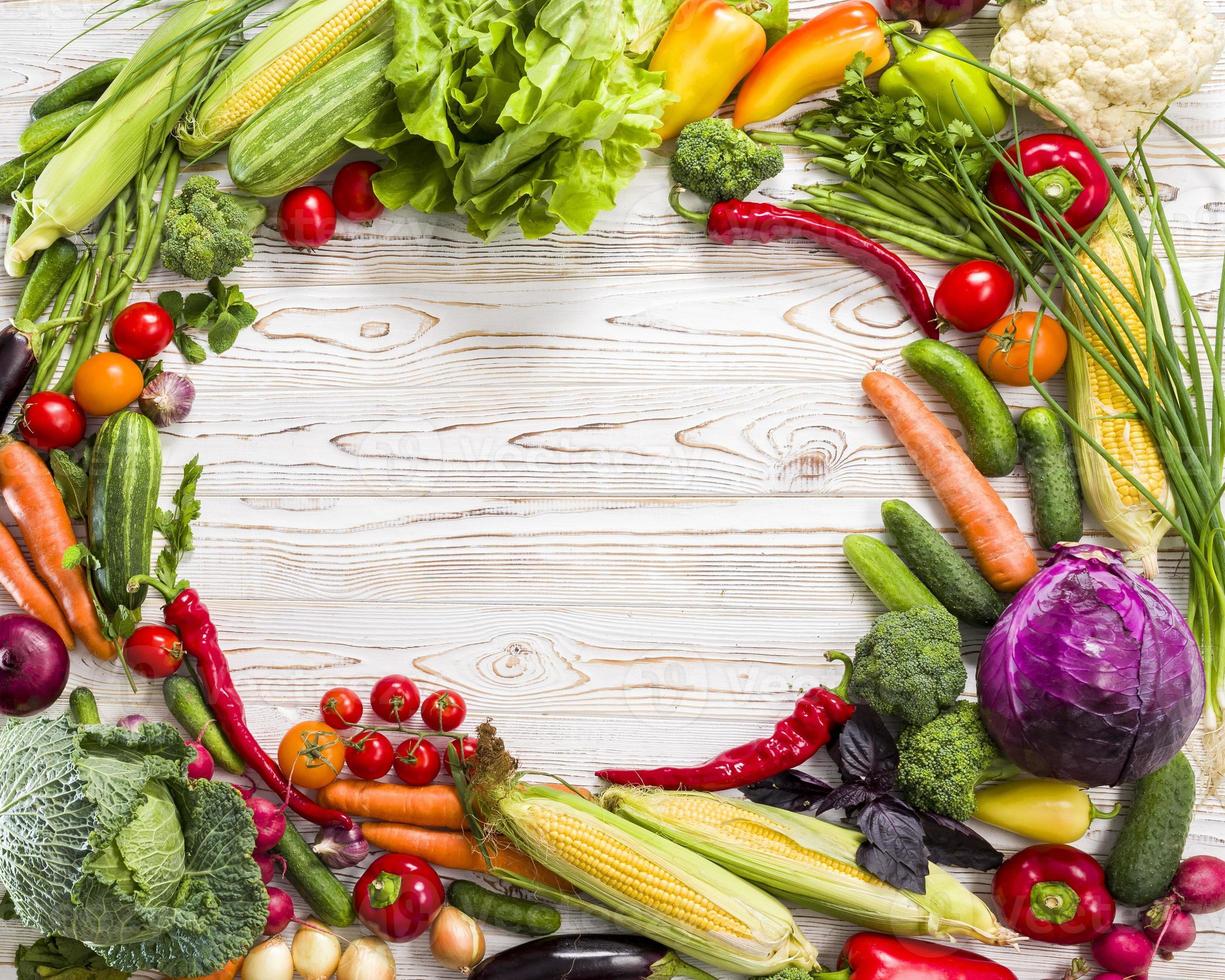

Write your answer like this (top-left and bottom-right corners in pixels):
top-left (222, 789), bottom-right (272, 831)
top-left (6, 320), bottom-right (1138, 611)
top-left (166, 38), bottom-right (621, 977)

top-left (178, 0), bottom-right (387, 158)
top-left (603, 787), bottom-right (1018, 946)
top-left (1065, 197), bottom-right (1172, 578)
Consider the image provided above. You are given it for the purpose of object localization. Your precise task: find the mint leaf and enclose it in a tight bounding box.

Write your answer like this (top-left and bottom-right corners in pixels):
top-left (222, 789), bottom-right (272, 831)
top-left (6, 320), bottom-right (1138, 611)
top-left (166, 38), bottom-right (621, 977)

top-left (174, 328), bottom-right (207, 365)
top-left (157, 290), bottom-right (184, 324)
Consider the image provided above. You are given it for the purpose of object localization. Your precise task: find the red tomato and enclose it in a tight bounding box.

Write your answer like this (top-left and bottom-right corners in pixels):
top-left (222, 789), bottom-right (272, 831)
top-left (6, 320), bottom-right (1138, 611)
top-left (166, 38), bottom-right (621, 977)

top-left (371, 675), bottom-right (420, 724)
top-left (346, 731), bottom-right (394, 780)
top-left (421, 690), bottom-right (466, 732)
top-left (19, 392), bottom-right (86, 450)
top-left (448, 736), bottom-right (478, 770)
top-left (320, 687), bottom-right (363, 729)
top-left (355, 853), bottom-right (444, 942)
top-left (123, 624), bottom-right (184, 679)
top-left (934, 260), bottom-right (1015, 333)
top-left (332, 161), bottom-right (384, 222)
top-left (111, 301), bottom-right (175, 360)
top-left (72, 352), bottom-right (143, 416)
top-left (278, 186), bottom-right (336, 249)
top-left (393, 737), bottom-right (441, 786)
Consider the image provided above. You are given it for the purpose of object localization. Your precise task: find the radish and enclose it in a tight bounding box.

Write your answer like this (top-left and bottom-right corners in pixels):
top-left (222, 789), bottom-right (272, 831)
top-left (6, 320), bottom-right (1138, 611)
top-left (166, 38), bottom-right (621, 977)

top-left (1141, 896), bottom-right (1196, 955)
top-left (1172, 855), bottom-right (1225, 914)
top-left (118, 714), bottom-right (147, 729)
top-left (247, 795), bottom-right (287, 852)
top-left (185, 740), bottom-right (214, 780)
top-left (264, 886), bottom-right (295, 935)
top-left (1092, 925), bottom-right (1154, 976)
top-left (255, 852), bottom-right (285, 885)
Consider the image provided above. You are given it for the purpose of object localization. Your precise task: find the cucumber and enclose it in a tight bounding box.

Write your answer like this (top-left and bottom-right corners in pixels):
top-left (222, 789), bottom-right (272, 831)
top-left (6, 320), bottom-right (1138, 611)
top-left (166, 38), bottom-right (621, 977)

top-left (19, 101), bottom-right (93, 154)
top-left (68, 687), bottom-right (100, 725)
top-left (1107, 753), bottom-right (1195, 906)
top-left (448, 880), bottom-right (561, 936)
top-left (86, 411), bottom-right (162, 612)
top-left (881, 499), bottom-right (1004, 627)
top-left (14, 238), bottom-right (77, 321)
top-left (272, 821), bottom-right (355, 927)
top-left (0, 142), bottom-right (59, 198)
top-left (31, 58), bottom-right (127, 119)
top-left (228, 34), bottom-right (394, 197)
top-left (843, 533), bottom-right (942, 613)
top-left (1018, 407), bottom-right (1083, 550)
top-left (901, 339), bottom-right (1018, 477)
top-left (6, 189), bottom-right (34, 278)
top-left (163, 675), bottom-right (246, 775)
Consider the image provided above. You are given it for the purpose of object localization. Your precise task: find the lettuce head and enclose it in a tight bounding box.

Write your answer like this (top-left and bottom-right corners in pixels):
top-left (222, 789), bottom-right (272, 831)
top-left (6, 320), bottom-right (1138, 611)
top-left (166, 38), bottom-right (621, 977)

top-left (0, 715), bottom-right (267, 976)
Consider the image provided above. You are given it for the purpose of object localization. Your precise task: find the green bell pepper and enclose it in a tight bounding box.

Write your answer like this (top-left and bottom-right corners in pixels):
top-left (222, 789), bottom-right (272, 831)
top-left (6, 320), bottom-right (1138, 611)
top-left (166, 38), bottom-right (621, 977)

top-left (878, 29), bottom-right (1007, 138)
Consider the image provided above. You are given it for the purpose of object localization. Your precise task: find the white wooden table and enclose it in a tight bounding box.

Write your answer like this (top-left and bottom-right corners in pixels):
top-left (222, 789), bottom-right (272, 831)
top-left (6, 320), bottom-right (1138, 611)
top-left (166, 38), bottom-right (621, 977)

top-left (3, 2), bottom-right (1225, 977)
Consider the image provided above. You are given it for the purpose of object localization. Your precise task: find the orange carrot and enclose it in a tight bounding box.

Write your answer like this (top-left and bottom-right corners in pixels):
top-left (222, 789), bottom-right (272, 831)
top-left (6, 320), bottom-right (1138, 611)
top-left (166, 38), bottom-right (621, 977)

top-left (0, 521), bottom-right (74, 648)
top-left (174, 956), bottom-right (242, 980)
top-left (863, 371), bottom-right (1038, 592)
top-left (0, 438), bottom-right (112, 658)
top-left (362, 822), bottom-right (571, 890)
top-left (317, 779), bottom-right (465, 829)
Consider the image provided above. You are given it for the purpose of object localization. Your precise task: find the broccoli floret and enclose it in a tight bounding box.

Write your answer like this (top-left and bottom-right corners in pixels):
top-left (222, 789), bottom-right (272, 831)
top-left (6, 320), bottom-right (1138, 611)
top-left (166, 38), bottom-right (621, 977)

top-left (896, 702), bottom-right (1018, 821)
top-left (160, 175), bottom-right (265, 280)
top-left (845, 605), bottom-right (965, 727)
top-left (670, 117), bottom-right (784, 202)
top-left (763, 969), bottom-right (816, 980)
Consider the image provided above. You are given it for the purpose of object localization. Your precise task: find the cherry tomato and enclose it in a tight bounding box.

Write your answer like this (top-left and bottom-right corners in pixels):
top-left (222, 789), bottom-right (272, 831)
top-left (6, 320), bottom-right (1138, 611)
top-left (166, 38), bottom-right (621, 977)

top-left (421, 690), bottom-right (466, 732)
top-left (371, 675), bottom-right (420, 724)
top-left (278, 186), bottom-right (336, 249)
top-left (934, 260), bottom-right (1015, 333)
top-left (18, 392), bottom-right (86, 451)
top-left (346, 730), bottom-right (394, 780)
top-left (123, 624), bottom-right (184, 679)
top-left (355, 853), bottom-right (444, 942)
top-left (393, 737), bottom-right (441, 786)
top-left (978, 311), bottom-right (1069, 387)
top-left (320, 686), bottom-right (363, 729)
top-left (111, 301), bottom-right (175, 360)
top-left (448, 736), bottom-right (478, 770)
top-left (72, 351), bottom-right (143, 416)
top-left (332, 161), bottom-right (384, 222)
top-left (277, 720), bottom-right (345, 789)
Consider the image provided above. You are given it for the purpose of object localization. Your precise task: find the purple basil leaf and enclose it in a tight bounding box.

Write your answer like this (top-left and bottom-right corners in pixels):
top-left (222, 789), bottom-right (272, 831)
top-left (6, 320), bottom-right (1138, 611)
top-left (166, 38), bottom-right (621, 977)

top-left (813, 782), bottom-right (875, 816)
top-left (741, 770), bottom-right (833, 812)
top-left (857, 840), bottom-right (928, 894)
top-left (855, 796), bottom-right (929, 892)
top-left (919, 811), bottom-right (1004, 871)
top-left (828, 704), bottom-right (897, 789)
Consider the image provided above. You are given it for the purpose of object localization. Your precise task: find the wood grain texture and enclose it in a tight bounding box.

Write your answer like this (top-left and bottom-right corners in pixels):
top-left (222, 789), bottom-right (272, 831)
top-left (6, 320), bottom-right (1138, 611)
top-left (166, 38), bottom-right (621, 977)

top-left (2, 1), bottom-right (1225, 978)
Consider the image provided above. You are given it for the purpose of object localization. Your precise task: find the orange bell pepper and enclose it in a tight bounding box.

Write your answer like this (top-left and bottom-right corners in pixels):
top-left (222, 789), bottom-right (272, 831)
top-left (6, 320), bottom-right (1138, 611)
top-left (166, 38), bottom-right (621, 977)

top-left (734, 0), bottom-right (895, 128)
top-left (651, 0), bottom-right (767, 140)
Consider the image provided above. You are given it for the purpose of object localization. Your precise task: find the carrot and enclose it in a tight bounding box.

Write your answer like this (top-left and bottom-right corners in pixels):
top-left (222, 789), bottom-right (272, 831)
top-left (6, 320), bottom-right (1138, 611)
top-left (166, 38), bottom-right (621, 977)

top-left (0, 438), bottom-right (112, 658)
top-left (317, 779), bottom-right (465, 829)
top-left (174, 957), bottom-right (242, 980)
top-left (862, 371), bottom-right (1038, 592)
top-left (0, 521), bottom-right (74, 648)
top-left (362, 822), bottom-right (571, 891)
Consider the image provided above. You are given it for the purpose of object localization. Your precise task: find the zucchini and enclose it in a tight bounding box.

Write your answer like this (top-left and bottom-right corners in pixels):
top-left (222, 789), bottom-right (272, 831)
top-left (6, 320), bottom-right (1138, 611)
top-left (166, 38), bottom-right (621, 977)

top-left (14, 238), bottom-right (77, 322)
top-left (843, 533), bottom-right (941, 613)
top-left (31, 58), bottom-right (127, 119)
top-left (901, 339), bottom-right (1018, 477)
top-left (1018, 407), bottom-right (1083, 550)
top-left (228, 34), bottom-right (394, 197)
top-left (163, 675), bottom-right (246, 775)
top-left (68, 687), bottom-right (100, 725)
top-left (881, 499), bottom-right (1005, 627)
top-left (447, 880), bottom-right (561, 936)
top-left (1107, 753), bottom-right (1195, 906)
top-left (272, 821), bottom-right (355, 927)
top-left (19, 101), bottom-right (93, 154)
top-left (86, 411), bottom-right (162, 612)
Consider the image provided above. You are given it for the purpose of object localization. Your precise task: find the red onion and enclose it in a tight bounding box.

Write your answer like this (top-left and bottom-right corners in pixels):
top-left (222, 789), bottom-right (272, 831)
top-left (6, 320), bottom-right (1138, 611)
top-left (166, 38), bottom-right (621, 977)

top-left (313, 824), bottom-right (369, 869)
top-left (264, 886), bottom-right (295, 935)
top-left (118, 713), bottom-right (148, 730)
top-left (139, 371), bottom-right (195, 427)
top-left (0, 614), bottom-right (69, 716)
top-left (185, 740), bottom-right (214, 780)
top-left (885, 0), bottom-right (990, 26)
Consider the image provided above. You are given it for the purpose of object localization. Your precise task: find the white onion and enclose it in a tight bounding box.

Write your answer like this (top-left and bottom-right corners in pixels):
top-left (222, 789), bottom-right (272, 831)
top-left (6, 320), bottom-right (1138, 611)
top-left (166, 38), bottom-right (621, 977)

top-left (291, 919), bottom-right (341, 980)
top-left (337, 936), bottom-right (396, 980)
top-left (430, 906), bottom-right (485, 970)
top-left (242, 936), bottom-right (293, 980)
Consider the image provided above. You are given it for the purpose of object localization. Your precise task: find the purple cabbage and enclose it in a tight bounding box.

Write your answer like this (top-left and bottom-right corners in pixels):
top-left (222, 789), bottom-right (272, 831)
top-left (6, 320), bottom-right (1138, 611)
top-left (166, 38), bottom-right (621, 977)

top-left (978, 543), bottom-right (1203, 786)
top-left (885, 0), bottom-right (990, 27)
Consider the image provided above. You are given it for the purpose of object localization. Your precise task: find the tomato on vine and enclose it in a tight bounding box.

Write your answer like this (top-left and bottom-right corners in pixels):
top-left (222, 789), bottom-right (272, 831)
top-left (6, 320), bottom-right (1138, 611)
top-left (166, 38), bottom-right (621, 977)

top-left (393, 737), bottom-right (441, 786)
top-left (320, 686), bottom-right (363, 729)
top-left (346, 731), bottom-right (394, 780)
top-left (371, 675), bottom-right (420, 724)
top-left (421, 690), bottom-right (466, 732)
top-left (448, 736), bottom-right (478, 770)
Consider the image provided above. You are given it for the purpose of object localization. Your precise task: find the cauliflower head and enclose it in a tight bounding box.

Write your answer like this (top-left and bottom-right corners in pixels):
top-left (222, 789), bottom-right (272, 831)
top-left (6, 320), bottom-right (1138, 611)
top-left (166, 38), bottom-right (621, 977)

top-left (991, 0), bottom-right (1225, 146)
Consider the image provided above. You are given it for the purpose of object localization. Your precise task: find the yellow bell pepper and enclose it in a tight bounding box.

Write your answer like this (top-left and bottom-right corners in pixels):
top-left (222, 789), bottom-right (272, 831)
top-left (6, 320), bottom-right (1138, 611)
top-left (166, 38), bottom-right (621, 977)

top-left (973, 779), bottom-right (1119, 844)
top-left (651, 0), bottom-right (766, 140)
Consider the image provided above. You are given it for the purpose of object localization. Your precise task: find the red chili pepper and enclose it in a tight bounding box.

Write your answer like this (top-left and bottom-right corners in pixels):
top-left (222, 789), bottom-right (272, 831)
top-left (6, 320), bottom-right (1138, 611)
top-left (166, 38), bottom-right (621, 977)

top-left (162, 588), bottom-right (354, 829)
top-left (675, 193), bottom-right (939, 338)
top-left (597, 658), bottom-right (854, 790)
top-left (987, 134), bottom-right (1111, 237)
top-left (814, 933), bottom-right (1018, 980)
top-left (992, 844), bottom-right (1116, 945)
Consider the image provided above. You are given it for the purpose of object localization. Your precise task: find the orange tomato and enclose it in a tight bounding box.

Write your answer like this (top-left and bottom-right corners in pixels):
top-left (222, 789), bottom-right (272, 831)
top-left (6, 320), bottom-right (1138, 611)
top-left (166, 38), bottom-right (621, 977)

top-left (978, 311), bottom-right (1068, 386)
top-left (278, 720), bottom-right (345, 789)
top-left (72, 352), bottom-right (144, 415)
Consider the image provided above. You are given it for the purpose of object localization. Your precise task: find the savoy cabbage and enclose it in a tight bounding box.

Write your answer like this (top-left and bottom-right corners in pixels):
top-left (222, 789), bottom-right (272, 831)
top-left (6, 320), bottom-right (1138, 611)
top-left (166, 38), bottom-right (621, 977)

top-left (0, 715), bottom-right (267, 976)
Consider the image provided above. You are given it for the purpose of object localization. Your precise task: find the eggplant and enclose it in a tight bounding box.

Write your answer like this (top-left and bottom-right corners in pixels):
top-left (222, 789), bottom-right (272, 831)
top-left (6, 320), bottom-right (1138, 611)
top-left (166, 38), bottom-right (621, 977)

top-left (885, 0), bottom-right (991, 27)
top-left (468, 934), bottom-right (715, 980)
top-left (0, 327), bottom-right (35, 429)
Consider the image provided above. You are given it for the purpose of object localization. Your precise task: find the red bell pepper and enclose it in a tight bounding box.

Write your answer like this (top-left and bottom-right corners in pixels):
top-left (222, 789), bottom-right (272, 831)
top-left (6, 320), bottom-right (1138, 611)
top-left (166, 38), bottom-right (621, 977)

top-left (814, 933), bottom-right (1018, 980)
top-left (993, 844), bottom-right (1116, 945)
top-left (354, 853), bottom-right (445, 942)
top-left (987, 134), bottom-right (1112, 237)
